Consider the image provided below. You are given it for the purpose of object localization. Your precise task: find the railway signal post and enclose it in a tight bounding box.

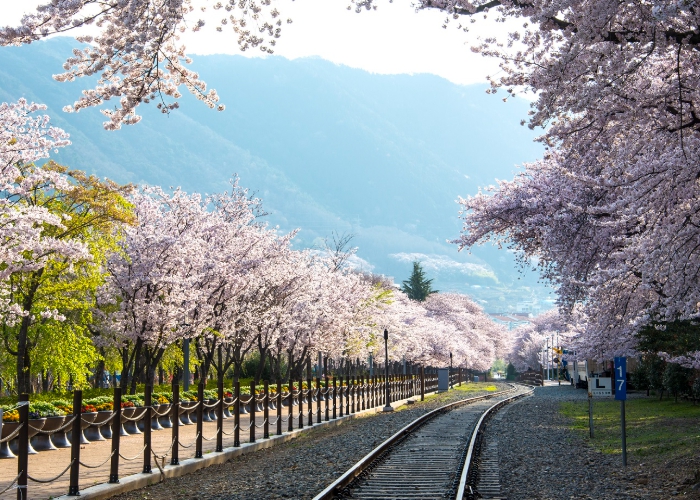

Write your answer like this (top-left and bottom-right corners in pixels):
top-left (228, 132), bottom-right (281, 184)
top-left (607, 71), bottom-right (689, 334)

top-left (615, 356), bottom-right (627, 466)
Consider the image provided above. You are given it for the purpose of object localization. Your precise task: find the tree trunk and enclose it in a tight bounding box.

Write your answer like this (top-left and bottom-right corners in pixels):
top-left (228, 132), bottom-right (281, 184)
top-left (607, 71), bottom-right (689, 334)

top-left (16, 314), bottom-right (33, 394)
top-left (253, 343), bottom-right (270, 386)
top-left (16, 272), bottom-right (42, 395)
top-left (93, 360), bottom-right (105, 389)
top-left (41, 369), bottom-right (50, 393)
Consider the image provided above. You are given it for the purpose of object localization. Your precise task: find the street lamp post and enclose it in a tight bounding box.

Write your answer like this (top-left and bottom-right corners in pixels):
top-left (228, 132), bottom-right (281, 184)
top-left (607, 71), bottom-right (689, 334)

top-left (383, 329), bottom-right (393, 412)
top-left (450, 352), bottom-right (453, 389)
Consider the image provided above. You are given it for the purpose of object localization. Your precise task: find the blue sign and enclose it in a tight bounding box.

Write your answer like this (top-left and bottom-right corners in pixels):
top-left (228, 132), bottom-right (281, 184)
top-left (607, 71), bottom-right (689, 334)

top-left (614, 357), bottom-right (627, 401)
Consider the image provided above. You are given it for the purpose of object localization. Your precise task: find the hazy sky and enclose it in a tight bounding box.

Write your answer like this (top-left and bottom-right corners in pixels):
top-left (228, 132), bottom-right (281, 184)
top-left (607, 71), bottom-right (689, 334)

top-left (2, 0), bottom-right (513, 86)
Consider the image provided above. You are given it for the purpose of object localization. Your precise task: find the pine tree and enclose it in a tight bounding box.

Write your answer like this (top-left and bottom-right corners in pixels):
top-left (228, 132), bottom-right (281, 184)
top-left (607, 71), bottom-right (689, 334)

top-left (401, 261), bottom-right (437, 301)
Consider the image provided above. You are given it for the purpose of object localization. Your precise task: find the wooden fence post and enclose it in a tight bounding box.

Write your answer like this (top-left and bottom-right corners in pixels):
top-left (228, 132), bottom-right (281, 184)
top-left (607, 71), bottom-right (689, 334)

top-left (250, 381), bottom-right (256, 443)
top-left (171, 383), bottom-right (179, 465)
top-left (234, 382), bottom-right (241, 447)
top-left (17, 394), bottom-right (29, 500)
top-left (339, 377), bottom-right (344, 418)
top-left (298, 379), bottom-right (304, 429)
top-left (307, 377), bottom-right (313, 426)
top-left (263, 381), bottom-right (270, 439)
top-left (287, 382), bottom-right (294, 432)
top-left (324, 376), bottom-right (329, 422)
top-left (143, 385), bottom-right (152, 473)
top-left (276, 380), bottom-right (282, 436)
top-left (196, 383), bottom-right (203, 458)
top-left (68, 390), bottom-right (82, 495)
top-left (109, 387), bottom-right (121, 483)
top-left (216, 377), bottom-right (224, 452)
top-left (315, 378), bottom-right (321, 424)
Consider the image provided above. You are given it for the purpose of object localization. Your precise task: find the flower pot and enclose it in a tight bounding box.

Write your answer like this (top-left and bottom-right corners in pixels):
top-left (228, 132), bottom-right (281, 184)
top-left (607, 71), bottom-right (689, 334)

top-left (151, 404), bottom-right (168, 430)
top-left (84, 411), bottom-right (111, 442)
top-left (223, 398), bottom-right (233, 418)
top-left (240, 396), bottom-right (253, 413)
top-left (122, 408), bottom-right (144, 435)
top-left (0, 421), bottom-right (19, 458)
top-left (10, 418), bottom-right (45, 455)
top-left (50, 414), bottom-right (72, 448)
top-left (201, 400), bottom-right (214, 422)
top-left (120, 407), bottom-right (136, 436)
top-left (176, 402), bottom-right (190, 426)
top-left (68, 412), bottom-right (97, 445)
top-left (157, 403), bottom-right (173, 428)
top-left (31, 415), bottom-right (65, 451)
top-left (99, 409), bottom-right (116, 439)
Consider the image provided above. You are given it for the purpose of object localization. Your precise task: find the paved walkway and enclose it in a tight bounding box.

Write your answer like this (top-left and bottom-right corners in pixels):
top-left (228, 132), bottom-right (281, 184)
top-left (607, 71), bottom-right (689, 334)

top-left (0, 392), bottom-right (408, 500)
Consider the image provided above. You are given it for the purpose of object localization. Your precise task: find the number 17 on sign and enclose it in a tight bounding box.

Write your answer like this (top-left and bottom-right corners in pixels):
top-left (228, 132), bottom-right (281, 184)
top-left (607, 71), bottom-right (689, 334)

top-left (614, 356), bottom-right (627, 466)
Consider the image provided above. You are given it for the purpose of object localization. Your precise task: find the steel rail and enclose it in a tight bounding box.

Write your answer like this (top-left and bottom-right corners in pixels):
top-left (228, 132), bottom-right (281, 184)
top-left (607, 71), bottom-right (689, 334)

top-left (455, 384), bottom-right (534, 500)
top-left (312, 384), bottom-right (518, 500)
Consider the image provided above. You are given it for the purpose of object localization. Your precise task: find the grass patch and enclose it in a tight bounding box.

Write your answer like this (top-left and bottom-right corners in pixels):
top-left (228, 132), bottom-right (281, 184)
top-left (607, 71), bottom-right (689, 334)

top-left (560, 396), bottom-right (700, 462)
top-left (452, 382), bottom-right (499, 393)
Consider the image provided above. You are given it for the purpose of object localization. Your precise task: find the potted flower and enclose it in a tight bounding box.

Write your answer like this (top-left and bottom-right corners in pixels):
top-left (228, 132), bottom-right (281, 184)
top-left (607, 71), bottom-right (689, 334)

top-left (47, 400), bottom-right (74, 448)
top-left (223, 390), bottom-right (234, 418)
top-left (180, 391), bottom-right (198, 425)
top-left (148, 393), bottom-right (170, 430)
top-left (29, 402), bottom-right (66, 452)
top-left (119, 397), bottom-right (141, 435)
top-left (84, 397), bottom-right (112, 441)
top-left (0, 407), bottom-right (20, 458)
top-left (152, 393), bottom-right (174, 428)
top-left (71, 403), bottom-right (99, 445)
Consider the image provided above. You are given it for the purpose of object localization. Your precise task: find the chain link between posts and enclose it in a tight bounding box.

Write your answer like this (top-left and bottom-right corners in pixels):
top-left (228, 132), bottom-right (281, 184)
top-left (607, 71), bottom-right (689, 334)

top-left (27, 459), bottom-right (74, 483)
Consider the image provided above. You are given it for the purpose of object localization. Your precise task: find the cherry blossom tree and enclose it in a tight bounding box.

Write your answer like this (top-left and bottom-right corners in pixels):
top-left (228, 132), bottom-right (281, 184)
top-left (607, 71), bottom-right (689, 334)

top-left (0, 1), bottom-right (290, 130)
top-left (423, 292), bottom-right (508, 371)
top-left (0, 101), bottom-right (141, 393)
top-left (417, 0), bottom-right (700, 360)
top-left (508, 310), bottom-right (573, 372)
top-left (368, 289), bottom-right (506, 372)
top-left (184, 179), bottom-right (293, 384)
top-left (98, 186), bottom-right (209, 392)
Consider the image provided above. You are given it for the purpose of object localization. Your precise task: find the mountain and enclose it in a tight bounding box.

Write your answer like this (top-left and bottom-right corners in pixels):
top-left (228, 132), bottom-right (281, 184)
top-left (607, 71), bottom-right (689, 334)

top-left (0, 37), bottom-right (553, 311)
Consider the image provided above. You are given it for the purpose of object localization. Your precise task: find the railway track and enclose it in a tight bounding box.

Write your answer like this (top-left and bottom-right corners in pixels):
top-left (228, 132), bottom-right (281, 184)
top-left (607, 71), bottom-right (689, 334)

top-left (313, 383), bottom-right (533, 500)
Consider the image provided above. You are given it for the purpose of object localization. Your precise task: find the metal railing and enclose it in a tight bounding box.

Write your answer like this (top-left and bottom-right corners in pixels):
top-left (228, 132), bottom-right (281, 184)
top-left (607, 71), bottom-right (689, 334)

top-left (0, 370), bottom-right (447, 498)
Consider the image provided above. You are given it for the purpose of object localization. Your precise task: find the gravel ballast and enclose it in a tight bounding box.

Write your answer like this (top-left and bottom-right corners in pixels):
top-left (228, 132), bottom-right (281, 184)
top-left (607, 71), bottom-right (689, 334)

top-left (489, 383), bottom-right (700, 500)
top-left (109, 383), bottom-right (508, 500)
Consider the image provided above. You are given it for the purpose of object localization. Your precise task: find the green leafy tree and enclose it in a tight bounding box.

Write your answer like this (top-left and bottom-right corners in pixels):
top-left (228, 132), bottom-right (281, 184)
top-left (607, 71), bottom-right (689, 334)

top-left (692, 378), bottom-right (700, 404)
top-left (644, 355), bottom-right (666, 400)
top-left (630, 366), bottom-right (650, 395)
top-left (505, 362), bottom-right (518, 381)
top-left (401, 261), bottom-right (437, 302)
top-left (636, 320), bottom-right (700, 356)
top-left (1, 162), bottom-right (134, 393)
top-left (663, 363), bottom-right (692, 403)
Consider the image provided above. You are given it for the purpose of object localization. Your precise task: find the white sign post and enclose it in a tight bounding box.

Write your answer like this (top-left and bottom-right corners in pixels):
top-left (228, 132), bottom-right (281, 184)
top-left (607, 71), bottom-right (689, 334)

top-left (591, 377), bottom-right (612, 397)
top-left (588, 376), bottom-right (612, 438)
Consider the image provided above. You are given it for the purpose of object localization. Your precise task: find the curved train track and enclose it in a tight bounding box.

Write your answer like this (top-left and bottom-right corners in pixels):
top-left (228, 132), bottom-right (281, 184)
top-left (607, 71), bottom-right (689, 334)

top-left (313, 383), bottom-right (533, 500)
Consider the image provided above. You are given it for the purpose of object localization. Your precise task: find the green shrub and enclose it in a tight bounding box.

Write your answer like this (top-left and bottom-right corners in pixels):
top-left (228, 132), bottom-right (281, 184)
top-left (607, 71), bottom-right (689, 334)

top-left (505, 363), bottom-right (517, 381)
top-left (630, 368), bottom-right (650, 392)
top-left (693, 378), bottom-right (700, 402)
top-left (29, 402), bottom-right (65, 417)
top-left (663, 363), bottom-right (692, 402)
top-left (121, 394), bottom-right (144, 407)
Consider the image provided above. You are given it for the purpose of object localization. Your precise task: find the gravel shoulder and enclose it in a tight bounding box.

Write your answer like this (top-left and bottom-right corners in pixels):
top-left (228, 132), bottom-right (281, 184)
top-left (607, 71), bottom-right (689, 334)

top-left (490, 383), bottom-right (700, 500)
top-left (108, 382), bottom-right (509, 500)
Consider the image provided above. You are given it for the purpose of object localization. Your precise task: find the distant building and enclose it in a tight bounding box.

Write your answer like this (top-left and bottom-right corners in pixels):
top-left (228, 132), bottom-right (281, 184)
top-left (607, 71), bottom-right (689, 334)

top-left (488, 313), bottom-right (533, 330)
top-left (516, 300), bottom-right (541, 314)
